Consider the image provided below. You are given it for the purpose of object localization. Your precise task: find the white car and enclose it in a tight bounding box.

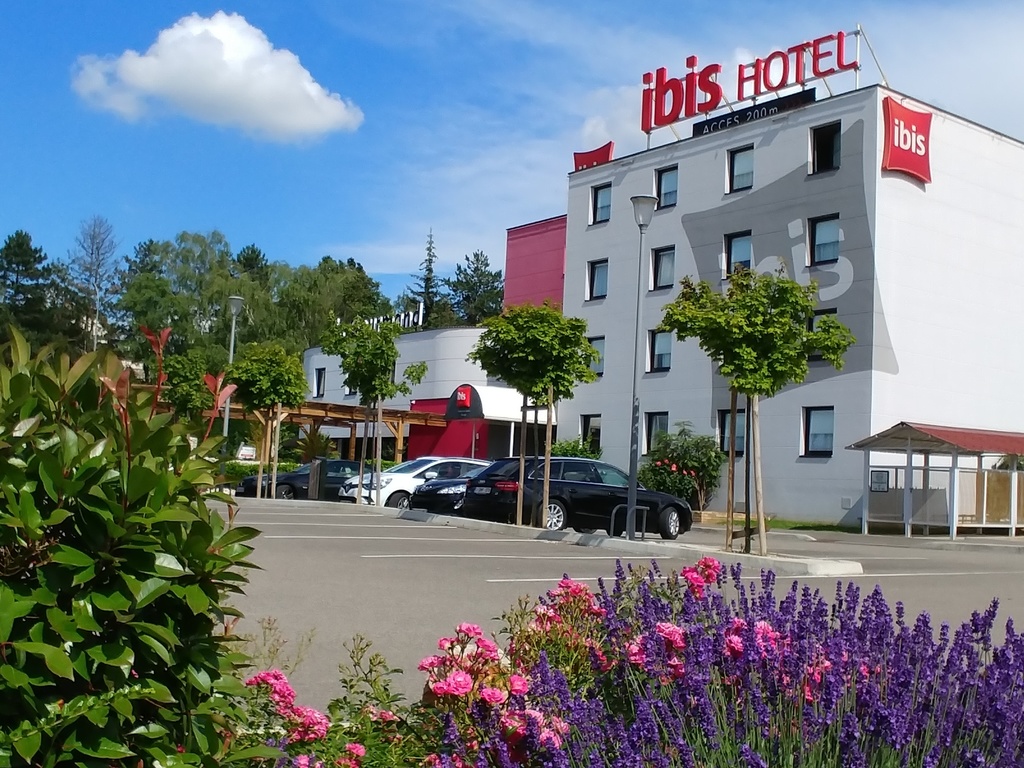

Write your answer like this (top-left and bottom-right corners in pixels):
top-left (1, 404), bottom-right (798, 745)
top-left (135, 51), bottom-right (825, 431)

top-left (339, 456), bottom-right (491, 508)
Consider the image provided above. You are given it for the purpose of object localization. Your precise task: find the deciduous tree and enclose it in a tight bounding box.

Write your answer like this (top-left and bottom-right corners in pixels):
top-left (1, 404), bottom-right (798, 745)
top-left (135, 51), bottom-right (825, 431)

top-left (67, 215), bottom-right (119, 351)
top-left (469, 302), bottom-right (598, 527)
top-left (660, 267), bottom-right (855, 555)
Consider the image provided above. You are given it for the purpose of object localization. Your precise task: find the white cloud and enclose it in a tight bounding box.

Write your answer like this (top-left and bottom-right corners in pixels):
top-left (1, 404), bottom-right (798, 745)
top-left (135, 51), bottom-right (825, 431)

top-left (72, 11), bottom-right (363, 142)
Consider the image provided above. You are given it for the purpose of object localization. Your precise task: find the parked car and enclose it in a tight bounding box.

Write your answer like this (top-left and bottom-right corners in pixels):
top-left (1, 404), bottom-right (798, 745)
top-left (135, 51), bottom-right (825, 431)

top-left (235, 459), bottom-right (360, 500)
top-left (408, 465), bottom-right (488, 515)
top-left (461, 457), bottom-right (692, 540)
top-left (340, 456), bottom-right (491, 508)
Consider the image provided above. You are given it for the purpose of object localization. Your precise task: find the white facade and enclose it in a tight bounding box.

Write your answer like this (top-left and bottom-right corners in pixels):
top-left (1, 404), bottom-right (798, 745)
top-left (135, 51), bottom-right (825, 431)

top-left (558, 85), bottom-right (1024, 523)
top-left (304, 326), bottom-right (544, 424)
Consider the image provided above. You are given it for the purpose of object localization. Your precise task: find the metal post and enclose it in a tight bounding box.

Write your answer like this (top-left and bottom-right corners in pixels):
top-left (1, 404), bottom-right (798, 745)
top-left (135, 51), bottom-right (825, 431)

top-left (978, 455), bottom-right (988, 526)
top-left (222, 310), bottom-right (238, 440)
top-left (1010, 456), bottom-right (1018, 538)
top-left (949, 449), bottom-right (959, 540)
top-left (903, 438), bottom-right (913, 538)
top-left (625, 237), bottom-right (645, 542)
top-left (861, 450), bottom-right (871, 535)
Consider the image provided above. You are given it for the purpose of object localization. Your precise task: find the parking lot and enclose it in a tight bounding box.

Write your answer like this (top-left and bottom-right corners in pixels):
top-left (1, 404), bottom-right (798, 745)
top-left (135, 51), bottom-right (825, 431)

top-left (232, 499), bottom-right (1024, 709)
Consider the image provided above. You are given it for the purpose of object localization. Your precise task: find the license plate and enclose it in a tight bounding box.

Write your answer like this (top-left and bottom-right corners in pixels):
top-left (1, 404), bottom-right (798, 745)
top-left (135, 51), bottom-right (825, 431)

top-left (473, 487), bottom-right (490, 495)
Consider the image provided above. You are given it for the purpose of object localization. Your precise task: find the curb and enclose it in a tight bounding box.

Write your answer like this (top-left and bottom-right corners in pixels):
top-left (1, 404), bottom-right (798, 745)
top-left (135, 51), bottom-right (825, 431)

top-left (370, 506), bottom-right (863, 578)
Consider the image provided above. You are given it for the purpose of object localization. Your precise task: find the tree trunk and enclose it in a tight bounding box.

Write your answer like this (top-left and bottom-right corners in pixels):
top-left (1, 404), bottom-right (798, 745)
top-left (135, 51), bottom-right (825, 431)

top-left (542, 385), bottom-right (554, 530)
top-left (516, 394), bottom-right (527, 526)
top-left (255, 412), bottom-right (268, 499)
top-left (374, 399), bottom-right (384, 507)
top-left (356, 403), bottom-right (371, 506)
top-left (725, 388), bottom-right (737, 551)
top-left (744, 394), bottom-right (753, 554)
top-left (270, 403), bottom-right (282, 499)
top-left (752, 393), bottom-right (768, 556)
top-left (531, 400), bottom-right (540, 526)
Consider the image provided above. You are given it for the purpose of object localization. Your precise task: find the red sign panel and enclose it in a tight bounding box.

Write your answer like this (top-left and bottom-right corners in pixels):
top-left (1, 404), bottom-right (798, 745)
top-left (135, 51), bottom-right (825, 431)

top-left (641, 31), bottom-right (858, 133)
top-left (882, 97), bottom-right (932, 184)
top-left (456, 385), bottom-right (472, 409)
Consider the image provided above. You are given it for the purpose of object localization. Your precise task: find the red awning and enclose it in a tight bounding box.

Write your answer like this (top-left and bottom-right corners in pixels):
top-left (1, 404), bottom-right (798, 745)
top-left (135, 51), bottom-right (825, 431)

top-left (847, 422), bottom-right (1024, 456)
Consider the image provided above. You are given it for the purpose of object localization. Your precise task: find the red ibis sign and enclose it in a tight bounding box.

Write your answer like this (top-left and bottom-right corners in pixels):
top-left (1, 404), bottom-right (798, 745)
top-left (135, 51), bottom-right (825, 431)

top-left (882, 97), bottom-right (932, 184)
top-left (641, 31), bottom-right (858, 134)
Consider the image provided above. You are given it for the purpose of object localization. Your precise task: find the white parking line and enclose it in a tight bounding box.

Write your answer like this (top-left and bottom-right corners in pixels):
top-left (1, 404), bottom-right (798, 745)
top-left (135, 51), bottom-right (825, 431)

top-left (240, 512), bottom-right (381, 517)
top-left (361, 554), bottom-right (628, 559)
top-left (262, 536), bottom-right (520, 542)
top-left (253, 522), bottom-right (464, 528)
top-left (487, 577), bottom-right (604, 583)
top-left (744, 570), bottom-right (1024, 580)
top-left (838, 556), bottom-right (929, 560)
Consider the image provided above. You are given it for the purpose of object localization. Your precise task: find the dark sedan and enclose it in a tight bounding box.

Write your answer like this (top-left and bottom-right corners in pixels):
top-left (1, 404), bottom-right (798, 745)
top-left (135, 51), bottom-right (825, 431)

top-left (461, 457), bottom-right (692, 540)
top-left (408, 466), bottom-right (487, 515)
top-left (235, 459), bottom-right (360, 500)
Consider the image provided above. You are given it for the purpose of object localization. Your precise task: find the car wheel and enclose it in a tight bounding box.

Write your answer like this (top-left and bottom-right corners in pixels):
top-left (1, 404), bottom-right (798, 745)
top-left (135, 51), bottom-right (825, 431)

top-left (544, 500), bottom-right (568, 531)
top-left (386, 491), bottom-right (410, 509)
top-left (659, 506), bottom-right (681, 540)
top-left (572, 526), bottom-right (596, 534)
top-left (275, 484), bottom-right (294, 500)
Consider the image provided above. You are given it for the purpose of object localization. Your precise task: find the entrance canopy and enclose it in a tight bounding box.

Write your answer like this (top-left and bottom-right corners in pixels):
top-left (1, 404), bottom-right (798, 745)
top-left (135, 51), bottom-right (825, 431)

top-left (847, 422), bottom-right (1024, 457)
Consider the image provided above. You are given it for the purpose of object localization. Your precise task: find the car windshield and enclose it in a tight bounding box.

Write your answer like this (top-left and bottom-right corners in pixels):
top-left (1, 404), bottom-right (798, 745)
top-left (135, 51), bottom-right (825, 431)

top-left (385, 458), bottom-right (437, 474)
top-left (461, 466), bottom-right (486, 479)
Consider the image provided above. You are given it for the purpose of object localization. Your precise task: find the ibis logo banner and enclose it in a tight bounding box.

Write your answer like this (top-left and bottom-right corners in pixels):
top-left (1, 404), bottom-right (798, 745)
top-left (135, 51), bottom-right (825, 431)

top-left (882, 97), bottom-right (932, 183)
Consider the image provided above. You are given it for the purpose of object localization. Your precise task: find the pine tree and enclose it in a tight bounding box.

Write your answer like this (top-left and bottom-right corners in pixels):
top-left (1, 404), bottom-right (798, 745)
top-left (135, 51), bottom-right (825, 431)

top-left (402, 230), bottom-right (458, 329)
top-left (446, 250), bottom-right (504, 325)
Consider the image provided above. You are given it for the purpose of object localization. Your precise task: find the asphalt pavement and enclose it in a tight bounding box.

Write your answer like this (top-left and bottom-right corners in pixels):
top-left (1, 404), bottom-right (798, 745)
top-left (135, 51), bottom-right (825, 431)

top-left (230, 499), bottom-right (1024, 710)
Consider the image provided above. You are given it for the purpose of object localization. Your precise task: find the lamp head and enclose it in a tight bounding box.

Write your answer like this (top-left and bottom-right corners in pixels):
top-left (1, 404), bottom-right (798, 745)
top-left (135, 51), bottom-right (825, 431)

top-left (228, 295), bottom-right (244, 317)
top-left (630, 194), bottom-right (659, 232)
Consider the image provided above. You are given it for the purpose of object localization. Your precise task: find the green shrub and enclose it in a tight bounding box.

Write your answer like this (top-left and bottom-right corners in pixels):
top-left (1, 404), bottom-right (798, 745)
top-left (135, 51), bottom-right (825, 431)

top-left (0, 330), bottom-right (265, 766)
top-left (550, 437), bottom-right (602, 460)
top-left (223, 460), bottom-right (300, 484)
top-left (637, 422), bottom-right (725, 510)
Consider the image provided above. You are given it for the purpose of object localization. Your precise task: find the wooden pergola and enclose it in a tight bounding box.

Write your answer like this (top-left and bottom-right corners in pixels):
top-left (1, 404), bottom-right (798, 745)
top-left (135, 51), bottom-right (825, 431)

top-left (203, 400), bottom-right (448, 462)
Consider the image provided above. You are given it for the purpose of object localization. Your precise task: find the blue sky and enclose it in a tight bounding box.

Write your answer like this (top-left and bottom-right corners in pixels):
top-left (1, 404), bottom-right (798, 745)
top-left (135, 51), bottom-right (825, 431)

top-left (2, 1), bottom-right (1019, 301)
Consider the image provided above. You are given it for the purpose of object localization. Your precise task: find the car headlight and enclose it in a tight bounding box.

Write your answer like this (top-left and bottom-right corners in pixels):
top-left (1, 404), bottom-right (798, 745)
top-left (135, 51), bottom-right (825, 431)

top-left (370, 476), bottom-right (393, 490)
top-left (438, 485), bottom-right (463, 495)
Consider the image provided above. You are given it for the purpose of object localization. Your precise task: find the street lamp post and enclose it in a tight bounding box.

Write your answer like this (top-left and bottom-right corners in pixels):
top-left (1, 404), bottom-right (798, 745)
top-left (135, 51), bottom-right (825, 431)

top-left (627, 195), bottom-right (658, 541)
top-left (222, 296), bottom-right (244, 442)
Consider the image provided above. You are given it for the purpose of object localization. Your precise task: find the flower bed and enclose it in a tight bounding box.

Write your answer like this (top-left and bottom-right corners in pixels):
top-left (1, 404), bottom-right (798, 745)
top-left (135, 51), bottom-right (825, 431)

top-left (236, 558), bottom-right (1024, 767)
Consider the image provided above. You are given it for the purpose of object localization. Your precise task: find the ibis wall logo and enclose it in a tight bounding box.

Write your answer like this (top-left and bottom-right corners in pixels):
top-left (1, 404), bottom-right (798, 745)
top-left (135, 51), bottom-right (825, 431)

top-left (882, 97), bottom-right (932, 183)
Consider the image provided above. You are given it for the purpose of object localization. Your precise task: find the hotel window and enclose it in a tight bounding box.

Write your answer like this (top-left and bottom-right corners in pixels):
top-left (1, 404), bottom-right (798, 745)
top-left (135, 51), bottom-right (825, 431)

top-left (592, 183), bottom-right (612, 223)
top-left (726, 231), bottom-right (752, 273)
top-left (729, 146), bottom-right (754, 192)
top-left (808, 309), bottom-right (838, 360)
top-left (657, 166), bottom-right (678, 208)
top-left (810, 215), bottom-right (840, 265)
top-left (344, 382), bottom-right (356, 397)
top-left (314, 367), bottom-right (326, 398)
top-left (587, 259), bottom-right (608, 299)
top-left (652, 247), bottom-right (675, 290)
top-left (588, 336), bottom-right (605, 376)
top-left (803, 406), bottom-right (835, 457)
top-left (811, 122), bottom-right (841, 173)
top-left (649, 330), bottom-right (672, 372)
top-left (581, 414), bottom-right (602, 453)
top-left (646, 412), bottom-right (670, 453)
top-left (718, 409), bottom-right (746, 457)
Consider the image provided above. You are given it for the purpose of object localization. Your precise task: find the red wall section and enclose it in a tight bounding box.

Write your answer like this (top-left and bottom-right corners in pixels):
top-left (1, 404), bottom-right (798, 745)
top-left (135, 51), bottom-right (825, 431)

top-left (406, 398), bottom-right (489, 459)
top-left (503, 215), bottom-right (567, 308)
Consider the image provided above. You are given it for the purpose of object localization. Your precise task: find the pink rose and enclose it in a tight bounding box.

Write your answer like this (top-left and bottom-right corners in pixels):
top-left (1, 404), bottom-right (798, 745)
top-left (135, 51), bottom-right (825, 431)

top-left (457, 623), bottom-right (483, 638)
top-left (508, 674), bottom-right (529, 696)
top-left (417, 654), bottom-right (445, 671)
top-left (671, 463), bottom-right (677, 471)
top-left (724, 634), bottom-right (745, 659)
top-left (441, 670), bottom-right (473, 696)
top-left (626, 639), bottom-right (647, 666)
top-left (437, 636), bottom-right (455, 651)
top-left (345, 743), bottom-right (367, 758)
top-left (480, 687), bottom-right (508, 705)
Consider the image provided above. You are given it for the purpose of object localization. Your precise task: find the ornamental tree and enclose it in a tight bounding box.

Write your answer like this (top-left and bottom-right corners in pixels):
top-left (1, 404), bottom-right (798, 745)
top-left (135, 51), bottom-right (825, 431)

top-left (469, 302), bottom-right (599, 527)
top-left (226, 342), bottom-right (308, 496)
top-left (660, 267), bottom-right (854, 554)
top-left (321, 320), bottom-right (427, 505)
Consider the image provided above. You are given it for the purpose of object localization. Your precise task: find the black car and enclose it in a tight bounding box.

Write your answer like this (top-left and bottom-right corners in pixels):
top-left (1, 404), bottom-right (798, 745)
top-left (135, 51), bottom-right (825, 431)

top-left (461, 457), bottom-right (692, 540)
top-left (235, 459), bottom-right (360, 500)
top-left (408, 466), bottom-right (487, 515)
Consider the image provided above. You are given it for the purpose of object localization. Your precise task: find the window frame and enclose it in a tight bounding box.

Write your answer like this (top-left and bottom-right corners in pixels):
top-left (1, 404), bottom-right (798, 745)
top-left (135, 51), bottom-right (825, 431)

top-left (314, 367), bottom-right (326, 398)
top-left (581, 414), bottom-right (602, 454)
top-left (718, 408), bottom-right (746, 457)
top-left (645, 411), bottom-right (670, 454)
top-left (811, 121), bottom-right (842, 174)
top-left (656, 166), bottom-right (678, 208)
top-left (809, 214), bottom-right (841, 265)
top-left (728, 145), bottom-right (754, 192)
top-left (725, 230), bottom-right (753, 274)
top-left (648, 330), bottom-right (672, 372)
top-left (808, 309), bottom-right (838, 361)
top-left (587, 336), bottom-right (605, 376)
top-left (587, 259), bottom-right (609, 300)
top-left (651, 246), bottom-right (675, 291)
top-left (803, 406), bottom-right (836, 458)
top-left (591, 183), bottom-right (612, 224)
